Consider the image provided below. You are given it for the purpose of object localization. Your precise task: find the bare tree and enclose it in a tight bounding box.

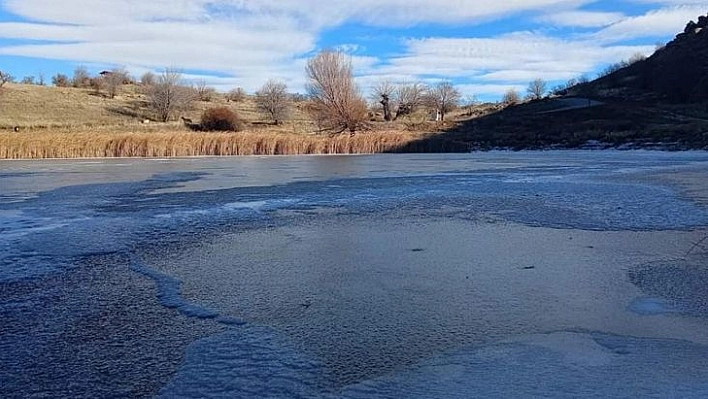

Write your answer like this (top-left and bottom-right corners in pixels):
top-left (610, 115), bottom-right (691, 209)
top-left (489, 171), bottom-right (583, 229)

top-left (0, 70), bottom-right (14, 87)
top-left (255, 79), bottom-right (290, 124)
top-left (306, 51), bottom-right (368, 134)
top-left (526, 78), bottom-right (547, 100)
top-left (193, 79), bottom-right (216, 102)
top-left (104, 68), bottom-right (129, 98)
top-left (140, 71), bottom-right (156, 86)
top-left (372, 80), bottom-right (396, 121)
top-left (0, 70), bottom-right (12, 95)
top-left (394, 82), bottom-right (428, 120)
top-left (502, 88), bottom-right (521, 106)
top-left (146, 68), bottom-right (195, 122)
top-left (72, 66), bottom-right (91, 88)
top-left (37, 72), bottom-right (46, 86)
top-left (20, 76), bottom-right (35, 85)
top-left (427, 81), bottom-right (461, 122)
top-left (227, 87), bottom-right (246, 102)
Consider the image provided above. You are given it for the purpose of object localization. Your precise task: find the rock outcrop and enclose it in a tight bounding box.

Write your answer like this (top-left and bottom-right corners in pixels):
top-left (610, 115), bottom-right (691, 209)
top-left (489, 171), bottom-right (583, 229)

top-left (591, 13), bottom-right (708, 102)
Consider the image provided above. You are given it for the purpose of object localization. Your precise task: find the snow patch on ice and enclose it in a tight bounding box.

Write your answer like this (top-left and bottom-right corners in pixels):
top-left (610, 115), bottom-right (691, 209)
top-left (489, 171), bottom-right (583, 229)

top-left (130, 257), bottom-right (226, 320)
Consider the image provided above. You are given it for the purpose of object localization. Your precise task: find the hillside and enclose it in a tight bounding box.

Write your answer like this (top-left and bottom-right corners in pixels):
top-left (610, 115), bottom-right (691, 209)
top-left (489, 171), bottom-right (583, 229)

top-left (0, 83), bottom-right (439, 158)
top-left (409, 13), bottom-right (708, 152)
top-left (578, 14), bottom-right (708, 102)
top-left (0, 83), bottom-right (317, 134)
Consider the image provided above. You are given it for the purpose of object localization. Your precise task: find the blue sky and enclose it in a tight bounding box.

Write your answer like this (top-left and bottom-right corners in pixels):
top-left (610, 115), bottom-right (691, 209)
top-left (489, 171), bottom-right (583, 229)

top-left (0, 1), bottom-right (705, 101)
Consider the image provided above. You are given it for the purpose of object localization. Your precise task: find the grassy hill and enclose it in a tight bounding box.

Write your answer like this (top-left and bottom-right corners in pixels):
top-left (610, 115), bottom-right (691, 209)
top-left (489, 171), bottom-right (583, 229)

top-left (0, 83), bottom-right (448, 158)
top-left (0, 83), bottom-right (319, 133)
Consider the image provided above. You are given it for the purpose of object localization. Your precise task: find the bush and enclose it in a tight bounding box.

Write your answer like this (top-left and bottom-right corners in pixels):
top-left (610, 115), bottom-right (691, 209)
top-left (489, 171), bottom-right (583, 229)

top-left (52, 73), bottom-right (70, 87)
top-left (141, 71), bottom-right (156, 86)
top-left (227, 87), bottom-right (246, 102)
top-left (200, 107), bottom-right (244, 131)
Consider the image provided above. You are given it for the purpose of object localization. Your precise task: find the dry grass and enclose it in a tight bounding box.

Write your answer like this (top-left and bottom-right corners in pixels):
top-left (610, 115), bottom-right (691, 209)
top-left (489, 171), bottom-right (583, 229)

top-left (0, 83), bottom-right (463, 158)
top-left (0, 128), bottom-right (432, 159)
top-left (0, 83), bottom-right (317, 133)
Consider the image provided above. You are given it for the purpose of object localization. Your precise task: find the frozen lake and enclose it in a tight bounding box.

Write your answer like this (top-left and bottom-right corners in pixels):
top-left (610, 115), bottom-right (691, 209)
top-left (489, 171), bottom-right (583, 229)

top-left (1, 152), bottom-right (708, 398)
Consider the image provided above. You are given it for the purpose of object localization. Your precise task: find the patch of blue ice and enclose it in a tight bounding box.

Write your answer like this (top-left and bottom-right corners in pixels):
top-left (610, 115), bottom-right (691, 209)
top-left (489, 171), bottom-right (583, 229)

top-left (628, 297), bottom-right (678, 315)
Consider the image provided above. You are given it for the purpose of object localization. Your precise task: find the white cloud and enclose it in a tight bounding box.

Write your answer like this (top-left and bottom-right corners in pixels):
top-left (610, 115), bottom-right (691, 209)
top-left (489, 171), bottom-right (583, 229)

top-left (538, 11), bottom-right (626, 27)
top-left (592, 5), bottom-right (706, 43)
top-left (371, 33), bottom-right (654, 83)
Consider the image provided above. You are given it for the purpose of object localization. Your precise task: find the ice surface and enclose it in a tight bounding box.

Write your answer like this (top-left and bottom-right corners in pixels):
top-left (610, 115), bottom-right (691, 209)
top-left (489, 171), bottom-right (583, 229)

top-left (1, 152), bottom-right (708, 398)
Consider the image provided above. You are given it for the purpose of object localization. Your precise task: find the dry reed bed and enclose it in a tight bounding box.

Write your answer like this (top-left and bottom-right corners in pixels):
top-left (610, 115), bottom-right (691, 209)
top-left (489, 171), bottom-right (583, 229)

top-left (0, 130), bottom-right (433, 159)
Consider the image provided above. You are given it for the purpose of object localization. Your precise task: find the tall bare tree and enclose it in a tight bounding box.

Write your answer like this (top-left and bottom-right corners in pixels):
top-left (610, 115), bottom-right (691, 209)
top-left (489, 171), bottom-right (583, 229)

top-left (394, 82), bottom-right (429, 120)
top-left (306, 50), bottom-right (368, 134)
top-left (255, 79), bottom-right (290, 124)
top-left (427, 81), bottom-right (461, 122)
top-left (526, 78), bottom-right (547, 100)
top-left (146, 68), bottom-right (195, 122)
top-left (372, 80), bottom-right (396, 121)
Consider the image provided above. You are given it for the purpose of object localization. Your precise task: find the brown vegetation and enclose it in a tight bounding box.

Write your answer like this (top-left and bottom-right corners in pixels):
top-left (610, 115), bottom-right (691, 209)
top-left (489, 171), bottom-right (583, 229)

top-left (502, 89), bottom-right (521, 106)
top-left (146, 69), bottom-right (195, 122)
top-left (306, 51), bottom-right (369, 134)
top-left (255, 79), bottom-right (290, 124)
top-left (0, 70), bottom-right (13, 89)
top-left (200, 107), bottom-right (244, 131)
top-left (0, 129), bottom-right (430, 159)
top-left (104, 68), bottom-right (130, 99)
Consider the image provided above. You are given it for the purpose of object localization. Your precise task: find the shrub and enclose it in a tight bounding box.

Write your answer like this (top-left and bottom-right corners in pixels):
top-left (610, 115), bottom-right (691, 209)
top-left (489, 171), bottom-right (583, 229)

top-left (227, 87), bottom-right (246, 102)
top-left (104, 68), bottom-right (130, 98)
top-left (200, 107), bottom-right (244, 131)
top-left (52, 73), bottom-right (70, 87)
top-left (0, 71), bottom-right (14, 88)
top-left (502, 88), bottom-right (521, 106)
top-left (193, 80), bottom-right (216, 102)
top-left (141, 71), bottom-right (156, 86)
top-left (72, 66), bottom-right (91, 88)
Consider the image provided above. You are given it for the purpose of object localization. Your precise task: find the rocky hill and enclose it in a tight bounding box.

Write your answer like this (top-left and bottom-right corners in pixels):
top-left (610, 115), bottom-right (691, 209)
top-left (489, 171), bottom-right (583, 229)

top-left (579, 13), bottom-right (708, 102)
top-left (399, 13), bottom-right (708, 152)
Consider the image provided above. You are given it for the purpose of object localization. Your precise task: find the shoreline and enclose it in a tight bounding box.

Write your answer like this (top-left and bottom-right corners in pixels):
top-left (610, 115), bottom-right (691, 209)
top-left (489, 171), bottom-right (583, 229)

top-left (1, 130), bottom-right (707, 160)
